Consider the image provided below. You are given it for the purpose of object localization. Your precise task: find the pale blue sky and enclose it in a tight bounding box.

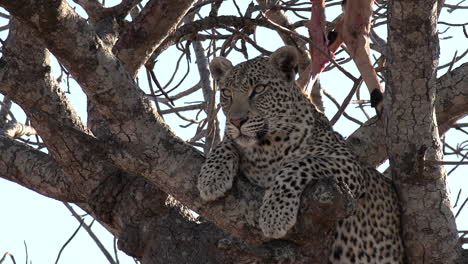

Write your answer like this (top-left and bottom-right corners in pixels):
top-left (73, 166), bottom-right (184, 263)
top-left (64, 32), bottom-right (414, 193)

top-left (0, 1), bottom-right (467, 263)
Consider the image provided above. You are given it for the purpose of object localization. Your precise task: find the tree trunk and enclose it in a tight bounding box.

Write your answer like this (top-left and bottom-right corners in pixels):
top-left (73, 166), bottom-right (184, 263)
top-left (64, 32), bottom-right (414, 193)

top-left (384, 0), bottom-right (462, 263)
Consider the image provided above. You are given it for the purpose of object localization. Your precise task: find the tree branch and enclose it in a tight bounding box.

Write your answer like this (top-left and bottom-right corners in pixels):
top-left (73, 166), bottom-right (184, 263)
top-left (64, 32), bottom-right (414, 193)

top-left (64, 203), bottom-right (117, 264)
top-left (1, 1), bottom-right (466, 263)
top-left (0, 20), bottom-right (114, 186)
top-left (0, 20), bottom-right (89, 135)
top-left (0, 0), bottom-right (171, 145)
top-left (0, 135), bottom-right (78, 202)
top-left (113, 0), bottom-right (196, 76)
top-left (148, 15), bottom-right (284, 64)
top-left (348, 63), bottom-right (468, 167)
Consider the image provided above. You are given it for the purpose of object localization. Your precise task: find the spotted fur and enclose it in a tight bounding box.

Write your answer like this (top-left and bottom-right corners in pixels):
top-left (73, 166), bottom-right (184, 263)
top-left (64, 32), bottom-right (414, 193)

top-left (197, 46), bottom-right (403, 263)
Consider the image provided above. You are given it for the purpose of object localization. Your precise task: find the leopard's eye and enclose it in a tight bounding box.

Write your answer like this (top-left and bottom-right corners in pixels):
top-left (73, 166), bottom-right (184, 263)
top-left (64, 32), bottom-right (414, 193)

top-left (221, 89), bottom-right (232, 98)
top-left (250, 85), bottom-right (267, 98)
top-left (255, 85), bottom-right (267, 94)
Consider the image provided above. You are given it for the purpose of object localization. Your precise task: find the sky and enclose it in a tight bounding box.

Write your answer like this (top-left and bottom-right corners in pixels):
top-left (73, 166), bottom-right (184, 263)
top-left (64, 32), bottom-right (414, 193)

top-left (0, 1), bottom-right (467, 263)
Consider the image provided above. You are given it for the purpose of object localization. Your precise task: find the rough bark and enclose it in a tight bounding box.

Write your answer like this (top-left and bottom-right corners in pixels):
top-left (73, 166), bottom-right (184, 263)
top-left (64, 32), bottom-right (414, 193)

top-left (384, 0), bottom-right (462, 263)
top-left (348, 62), bottom-right (468, 167)
top-left (0, 1), bottom-right (344, 248)
top-left (0, 135), bottom-right (75, 201)
top-left (0, 1), bottom-right (355, 262)
top-left (113, 0), bottom-right (196, 77)
top-left (0, 0), bottom-right (466, 263)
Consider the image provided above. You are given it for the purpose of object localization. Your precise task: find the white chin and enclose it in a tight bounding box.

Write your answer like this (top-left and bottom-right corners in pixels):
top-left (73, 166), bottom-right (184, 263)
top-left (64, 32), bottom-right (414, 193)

top-left (234, 135), bottom-right (257, 147)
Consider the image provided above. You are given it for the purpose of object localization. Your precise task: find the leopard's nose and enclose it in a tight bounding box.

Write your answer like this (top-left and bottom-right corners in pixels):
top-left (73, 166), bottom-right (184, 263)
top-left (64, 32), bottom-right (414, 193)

top-left (230, 118), bottom-right (248, 128)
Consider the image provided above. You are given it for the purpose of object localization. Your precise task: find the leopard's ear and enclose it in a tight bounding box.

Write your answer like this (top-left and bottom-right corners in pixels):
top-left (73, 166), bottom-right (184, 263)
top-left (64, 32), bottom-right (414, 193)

top-left (269, 46), bottom-right (299, 81)
top-left (210, 57), bottom-right (234, 81)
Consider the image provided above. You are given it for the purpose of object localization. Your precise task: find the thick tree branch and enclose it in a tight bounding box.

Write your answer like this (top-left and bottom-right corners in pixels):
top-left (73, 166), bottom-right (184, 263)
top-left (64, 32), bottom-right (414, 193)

top-left (0, 16), bottom-right (250, 263)
top-left (1, 2), bottom-right (466, 263)
top-left (0, 0), bottom-right (170, 145)
top-left (4, 0), bottom-right (466, 251)
top-left (0, 135), bottom-right (78, 202)
top-left (0, 21), bottom-right (168, 223)
top-left (0, 20), bottom-right (88, 135)
top-left (104, 124), bottom-right (355, 251)
top-left (0, 12), bottom-right (244, 262)
top-left (0, 132), bottom-right (227, 264)
top-left (435, 62), bottom-right (468, 133)
top-left (0, 20), bottom-right (108, 184)
top-left (0, 5), bottom-right (296, 246)
top-left (113, 0), bottom-right (196, 76)
top-left (0, 29), bottom-right (182, 261)
top-left (348, 63), bottom-right (468, 167)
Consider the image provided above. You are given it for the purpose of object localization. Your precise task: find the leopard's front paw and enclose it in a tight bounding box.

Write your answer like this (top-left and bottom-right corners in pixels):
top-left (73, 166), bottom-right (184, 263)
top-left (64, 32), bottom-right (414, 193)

top-left (197, 174), bottom-right (232, 201)
top-left (259, 192), bottom-right (300, 238)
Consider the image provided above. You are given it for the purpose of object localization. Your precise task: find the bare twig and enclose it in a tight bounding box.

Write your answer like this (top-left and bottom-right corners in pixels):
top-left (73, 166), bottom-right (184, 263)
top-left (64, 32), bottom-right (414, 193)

top-left (63, 203), bottom-right (117, 264)
top-left (232, 0), bottom-right (243, 17)
top-left (0, 25), bottom-right (9, 32)
top-left (328, 78), bottom-right (363, 126)
top-left (159, 103), bottom-right (206, 115)
top-left (113, 237), bottom-right (120, 264)
top-left (150, 82), bottom-right (201, 104)
top-left (447, 50), bottom-right (458, 73)
top-left (145, 66), bottom-right (175, 106)
top-left (444, 1), bottom-right (468, 13)
top-left (184, 9), bottom-right (220, 152)
top-left (164, 51), bottom-right (192, 94)
top-left (57, 62), bottom-right (71, 94)
top-left (322, 89), bottom-right (364, 126)
top-left (0, 253), bottom-right (16, 264)
top-left (452, 123), bottom-right (468, 128)
top-left (186, 0), bottom-right (222, 16)
top-left (426, 160), bottom-right (468, 165)
top-left (55, 221), bottom-right (83, 264)
top-left (0, 12), bottom-right (10, 19)
top-left (454, 189), bottom-right (462, 208)
top-left (447, 147), bottom-right (468, 175)
top-left (438, 21), bottom-right (468, 27)
top-left (354, 79), bottom-right (371, 120)
top-left (23, 241), bottom-right (28, 264)
top-left (145, 67), bottom-right (164, 118)
top-left (15, 137), bottom-right (46, 149)
top-left (437, 49), bottom-right (468, 71)
top-left (455, 197), bottom-right (468, 218)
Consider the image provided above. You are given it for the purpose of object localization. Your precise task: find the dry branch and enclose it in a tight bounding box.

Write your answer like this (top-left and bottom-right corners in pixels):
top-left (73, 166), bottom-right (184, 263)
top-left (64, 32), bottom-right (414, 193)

top-left (113, 0), bottom-right (196, 76)
top-left (0, 1), bottom-right (466, 263)
top-left (64, 203), bottom-right (117, 264)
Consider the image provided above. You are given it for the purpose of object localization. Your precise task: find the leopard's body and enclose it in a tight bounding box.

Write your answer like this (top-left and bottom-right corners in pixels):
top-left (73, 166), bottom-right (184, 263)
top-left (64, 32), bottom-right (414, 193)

top-left (197, 46), bottom-right (403, 263)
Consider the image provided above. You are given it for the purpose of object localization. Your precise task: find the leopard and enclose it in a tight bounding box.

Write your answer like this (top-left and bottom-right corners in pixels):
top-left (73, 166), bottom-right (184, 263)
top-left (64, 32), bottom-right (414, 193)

top-left (197, 46), bottom-right (403, 263)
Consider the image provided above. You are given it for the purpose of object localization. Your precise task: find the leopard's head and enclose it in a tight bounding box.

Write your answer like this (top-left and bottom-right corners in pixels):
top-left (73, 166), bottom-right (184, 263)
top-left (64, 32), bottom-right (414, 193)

top-left (210, 46), bottom-right (301, 147)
